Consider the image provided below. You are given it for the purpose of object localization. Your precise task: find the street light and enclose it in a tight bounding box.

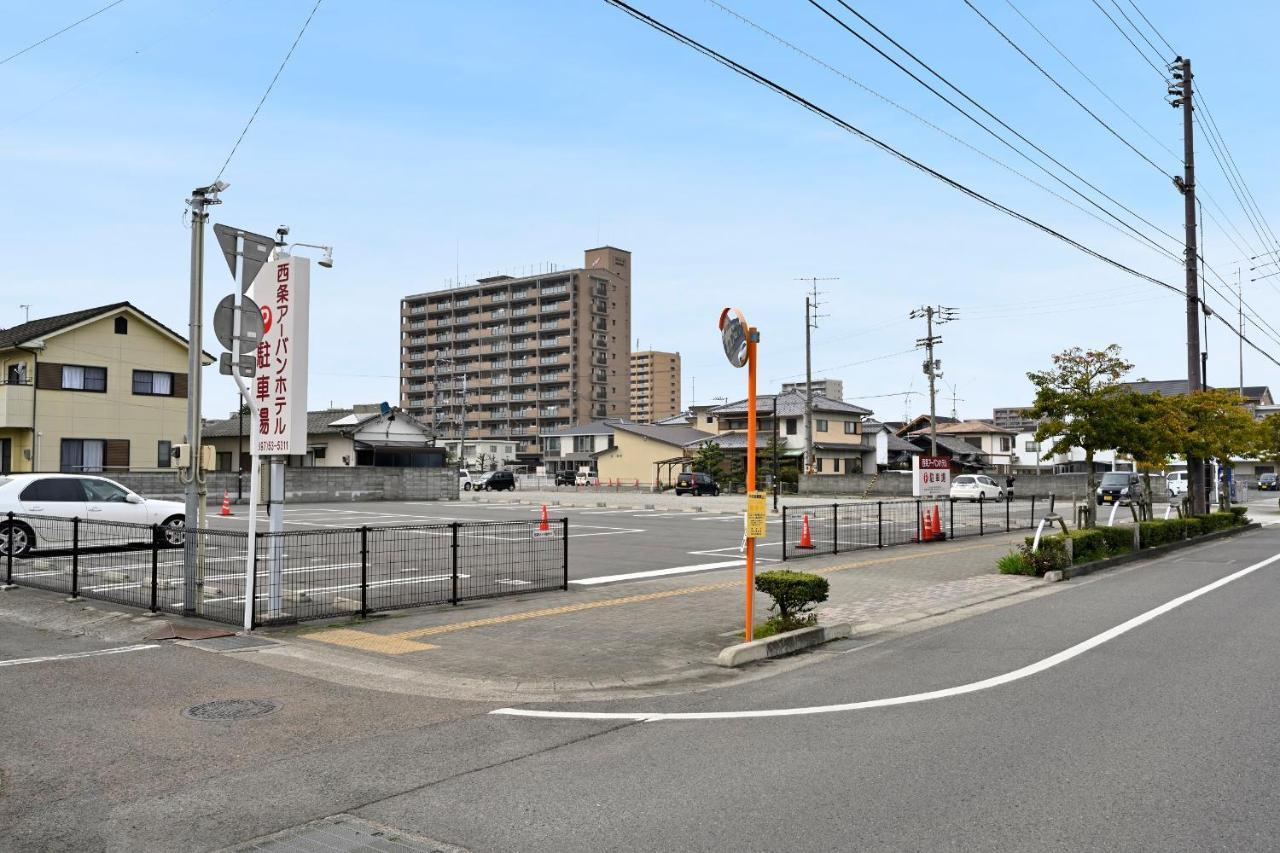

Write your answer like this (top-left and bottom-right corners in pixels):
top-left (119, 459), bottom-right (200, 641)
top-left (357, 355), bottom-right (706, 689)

top-left (289, 242), bottom-right (334, 268)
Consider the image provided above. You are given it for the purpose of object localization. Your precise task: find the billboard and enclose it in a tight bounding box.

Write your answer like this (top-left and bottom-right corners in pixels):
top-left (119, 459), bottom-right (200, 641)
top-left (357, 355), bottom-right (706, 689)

top-left (249, 256), bottom-right (310, 455)
top-left (913, 454), bottom-right (951, 498)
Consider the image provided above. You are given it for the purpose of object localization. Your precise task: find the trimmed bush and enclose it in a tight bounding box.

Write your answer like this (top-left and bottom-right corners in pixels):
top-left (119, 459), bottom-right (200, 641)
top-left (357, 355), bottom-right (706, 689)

top-left (1197, 511), bottom-right (1245, 533)
top-left (1183, 517), bottom-right (1203, 538)
top-left (754, 570), bottom-right (829, 623)
top-left (1139, 518), bottom-right (1184, 547)
top-left (1229, 505), bottom-right (1249, 520)
top-left (997, 551), bottom-right (1035, 575)
top-left (1020, 535), bottom-right (1070, 575)
top-left (1066, 528), bottom-right (1107, 564)
top-left (1097, 525), bottom-right (1133, 555)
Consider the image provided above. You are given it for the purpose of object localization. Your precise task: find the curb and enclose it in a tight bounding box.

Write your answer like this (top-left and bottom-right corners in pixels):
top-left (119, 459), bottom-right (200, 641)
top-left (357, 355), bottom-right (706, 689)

top-left (716, 622), bottom-right (851, 667)
top-left (1044, 522), bottom-right (1260, 582)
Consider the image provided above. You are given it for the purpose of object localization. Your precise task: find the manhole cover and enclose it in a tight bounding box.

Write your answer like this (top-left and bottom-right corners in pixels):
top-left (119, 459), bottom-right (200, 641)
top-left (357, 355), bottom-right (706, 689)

top-left (183, 699), bottom-right (279, 721)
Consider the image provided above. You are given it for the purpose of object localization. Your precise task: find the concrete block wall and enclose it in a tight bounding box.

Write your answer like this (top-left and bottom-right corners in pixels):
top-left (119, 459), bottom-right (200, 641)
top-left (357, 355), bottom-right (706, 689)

top-left (110, 468), bottom-right (459, 504)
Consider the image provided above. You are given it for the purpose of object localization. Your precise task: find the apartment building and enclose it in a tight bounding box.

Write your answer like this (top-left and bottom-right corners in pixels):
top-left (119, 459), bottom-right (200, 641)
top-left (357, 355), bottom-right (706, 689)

top-left (629, 350), bottom-right (680, 423)
top-left (400, 247), bottom-right (633, 461)
top-left (0, 302), bottom-right (211, 473)
top-left (780, 378), bottom-right (843, 402)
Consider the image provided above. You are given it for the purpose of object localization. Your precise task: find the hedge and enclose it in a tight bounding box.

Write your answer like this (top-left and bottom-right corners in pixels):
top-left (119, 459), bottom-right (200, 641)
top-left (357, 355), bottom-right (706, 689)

top-left (754, 570), bottom-right (829, 622)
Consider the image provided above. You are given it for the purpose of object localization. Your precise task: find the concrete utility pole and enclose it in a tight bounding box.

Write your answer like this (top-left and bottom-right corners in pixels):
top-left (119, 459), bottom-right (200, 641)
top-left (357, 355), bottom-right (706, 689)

top-left (1237, 268), bottom-right (1244, 397)
top-left (910, 305), bottom-right (957, 455)
top-left (181, 182), bottom-right (225, 615)
top-left (797, 277), bottom-right (835, 474)
top-left (1170, 56), bottom-right (1206, 515)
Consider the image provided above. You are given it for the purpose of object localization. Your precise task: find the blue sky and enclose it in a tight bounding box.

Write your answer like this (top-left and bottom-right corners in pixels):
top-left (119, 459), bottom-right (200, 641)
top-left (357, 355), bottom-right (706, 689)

top-left (3, 0), bottom-right (1279, 423)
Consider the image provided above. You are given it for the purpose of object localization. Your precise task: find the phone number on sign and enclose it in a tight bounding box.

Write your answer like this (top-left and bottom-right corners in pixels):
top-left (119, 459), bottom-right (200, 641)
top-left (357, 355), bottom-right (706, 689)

top-left (258, 440), bottom-right (291, 453)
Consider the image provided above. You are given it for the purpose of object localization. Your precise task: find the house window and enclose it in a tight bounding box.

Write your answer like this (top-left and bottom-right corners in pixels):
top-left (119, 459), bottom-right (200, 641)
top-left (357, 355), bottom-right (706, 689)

top-left (114, 317), bottom-right (128, 335)
top-left (61, 365), bottom-right (107, 392)
top-left (786, 418), bottom-right (797, 436)
top-left (216, 452), bottom-right (233, 472)
top-left (999, 436), bottom-right (1012, 451)
top-left (60, 439), bottom-right (106, 473)
top-left (832, 458), bottom-right (841, 473)
top-left (157, 440), bottom-right (172, 468)
top-left (964, 436), bottom-right (982, 449)
top-left (1025, 441), bottom-right (1038, 452)
top-left (815, 419), bottom-right (829, 433)
top-left (815, 457), bottom-right (823, 473)
top-left (132, 371), bottom-right (174, 396)
top-left (313, 446), bottom-right (327, 461)
top-left (844, 421), bottom-right (857, 435)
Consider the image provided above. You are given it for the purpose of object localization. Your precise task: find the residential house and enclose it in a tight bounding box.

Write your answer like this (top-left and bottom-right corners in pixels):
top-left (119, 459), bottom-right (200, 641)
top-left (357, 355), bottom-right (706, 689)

top-left (704, 390), bottom-right (876, 474)
top-left (1012, 432), bottom-right (1134, 475)
top-left (907, 420), bottom-right (1018, 472)
top-left (861, 420), bottom-right (923, 470)
top-left (202, 405), bottom-right (445, 469)
top-left (540, 420), bottom-right (622, 474)
top-left (595, 422), bottom-right (716, 485)
top-left (0, 302), bottom-right (212, 474)
top-left (894, 413), bottom-right (959, 437)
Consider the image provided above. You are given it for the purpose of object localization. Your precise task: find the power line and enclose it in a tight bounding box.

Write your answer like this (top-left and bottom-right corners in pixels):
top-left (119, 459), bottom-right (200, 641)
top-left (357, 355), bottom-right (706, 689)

top-left (1105, 0), bottom-right (1170, 65)
top-left (1087, 0), bottom-right (1165, 78)
top-left (0, 0), bottom-right (126, 66)
top-left (1122, 0), bottom-right (1177, 57)
top-left (962, 0), bottom-right (1173, 178)
top-left (1196, 88), bottom-right (1280, 259)
top-left (599, 0), bottom-right (1280, 370)
top-left (213, 0), bottom-right (323, 183)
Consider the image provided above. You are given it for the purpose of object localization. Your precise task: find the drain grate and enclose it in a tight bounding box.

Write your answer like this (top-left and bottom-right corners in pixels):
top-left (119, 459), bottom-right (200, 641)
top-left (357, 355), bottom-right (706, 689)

top-left (183, 698), bottom-right (280, 721)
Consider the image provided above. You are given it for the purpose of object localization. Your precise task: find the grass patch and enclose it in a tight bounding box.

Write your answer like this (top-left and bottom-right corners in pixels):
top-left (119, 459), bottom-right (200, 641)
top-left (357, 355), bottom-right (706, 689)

top-left (750, 614), bottom-right (817, 640)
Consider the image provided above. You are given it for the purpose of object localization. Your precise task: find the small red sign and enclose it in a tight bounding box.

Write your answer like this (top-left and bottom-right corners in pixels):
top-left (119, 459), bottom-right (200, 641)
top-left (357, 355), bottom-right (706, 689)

top-left (920, 455), bottom-right (950, 470)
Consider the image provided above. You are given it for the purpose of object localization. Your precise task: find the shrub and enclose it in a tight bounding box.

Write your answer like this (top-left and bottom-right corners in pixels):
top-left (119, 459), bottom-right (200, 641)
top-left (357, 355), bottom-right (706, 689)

top-left (1183, 517), bottom-right (1203, 538)
top-left (1138, 519), bottom-right (1180, 548)
top-left (755, 570), bottom-right (829, 622)
top-left (1066, 528), bottom-right (1107, 564)
top-left (1228, 505), bottom-right (1249, 521)
top-left (1097, 525), bottom-right (1133, 555)
top-left (1198, 511), bottom-right (1244, 533)
top-left (1020, 534), bottom-right (1070, 575)
top-left (752, 613), bottom-right (816, 640)
top-left (997, 551), bottom-right (1034, 575)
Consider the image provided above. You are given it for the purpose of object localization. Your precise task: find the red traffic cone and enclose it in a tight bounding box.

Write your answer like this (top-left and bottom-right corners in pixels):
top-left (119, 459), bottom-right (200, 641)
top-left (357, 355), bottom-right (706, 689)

top-left (797, 513), bottom-right (815, 549)
top-left (219, 490), bottom-right (233, 517)
top-left (920, 506), bottom-right (933, 541)
top-left (539, 504), bottom-right (550, 532)
top-left (932, 504), bottom-right (944, 540)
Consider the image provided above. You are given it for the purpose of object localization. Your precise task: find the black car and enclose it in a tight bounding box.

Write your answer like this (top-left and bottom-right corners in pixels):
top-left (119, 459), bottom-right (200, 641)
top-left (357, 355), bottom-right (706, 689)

top-left (1096, 471), bottom-right (1142, 506)
top-left (1258, 473), bottom-right (1277, 491)
top-left (675, 471), bottom-right (720, 497)
top-left (480, 471), bottom-right (516, 492)
top-left (554, 470), bottom-right (575, 487)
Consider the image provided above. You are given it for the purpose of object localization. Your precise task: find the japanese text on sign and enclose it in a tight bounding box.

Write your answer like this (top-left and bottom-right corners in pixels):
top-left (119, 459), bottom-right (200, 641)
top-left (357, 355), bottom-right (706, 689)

top-left (913, 455), bottom-right (951, 498)
top-left (250, 256), bottom-right (309, 455)
top-left (745, 490), bottom-right (767, 538)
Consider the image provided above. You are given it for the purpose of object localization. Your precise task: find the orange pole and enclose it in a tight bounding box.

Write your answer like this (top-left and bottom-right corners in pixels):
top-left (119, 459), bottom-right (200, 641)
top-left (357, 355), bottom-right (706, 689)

top-left (745, 328), bottom-right (757, 640)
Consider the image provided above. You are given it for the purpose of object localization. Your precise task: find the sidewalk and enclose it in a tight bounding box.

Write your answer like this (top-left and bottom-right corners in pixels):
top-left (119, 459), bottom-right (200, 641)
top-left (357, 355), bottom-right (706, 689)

top-left (231, 529), bottom-right (1050, 701)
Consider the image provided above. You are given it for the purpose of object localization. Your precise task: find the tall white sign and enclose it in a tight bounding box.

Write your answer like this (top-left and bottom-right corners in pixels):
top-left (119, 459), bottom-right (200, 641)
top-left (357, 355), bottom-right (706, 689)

top-left (250, 255), bottom-right (310, 455)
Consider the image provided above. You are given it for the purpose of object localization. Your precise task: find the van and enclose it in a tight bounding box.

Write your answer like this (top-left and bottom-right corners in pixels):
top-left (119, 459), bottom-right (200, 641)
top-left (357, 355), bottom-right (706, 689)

top-left (1166, 471), bottom-right (1187, 497)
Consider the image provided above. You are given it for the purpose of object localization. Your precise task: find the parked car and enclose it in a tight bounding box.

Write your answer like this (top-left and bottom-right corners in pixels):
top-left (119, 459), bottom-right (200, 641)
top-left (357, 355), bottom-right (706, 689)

top-left (1258, 473), bottom-right (1278, 492)
top-left (574, 470), bottom-right (598, 487)
top-left (478, 470), bottom-right (516, 492)
top-left (949, 474), bottom-right (1004, 502)
top-left (459, 470), bottom-right (475, 491)
top-left (1096, 471), bottom-right (1143, 506)
top-left (554, 470), bottom-right (576, 487)
top-left (674, 471), bottom-right (720, 496)
top-left (1166, 470), bottom-right (1188, 497)
top-left (0, 474), bottom-right (185, 558)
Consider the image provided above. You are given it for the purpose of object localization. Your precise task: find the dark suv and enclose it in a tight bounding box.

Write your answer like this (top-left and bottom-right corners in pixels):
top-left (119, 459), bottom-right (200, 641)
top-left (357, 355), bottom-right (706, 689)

top-left (675, 472), bottom-right (720, 497)
top-left (554, 470), bottom-right (576, 487)
top-left (480, 471), bottom-right (516, 492)
top-left (1096, 471), bottom-right (1142, 506)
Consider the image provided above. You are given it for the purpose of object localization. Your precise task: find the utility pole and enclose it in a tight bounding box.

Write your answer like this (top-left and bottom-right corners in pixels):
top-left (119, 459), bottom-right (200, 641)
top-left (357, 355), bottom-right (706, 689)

top-left (181, 181), bottom-right (225, 616)
top-left (910, 305), bottom-right (957, 455)
top-left (1237, 268), bottom-right (1244, 396)
top-left (1170, 56), bottom-right (1206, 514)
top-left (796, 277), bottom-right (836, 474)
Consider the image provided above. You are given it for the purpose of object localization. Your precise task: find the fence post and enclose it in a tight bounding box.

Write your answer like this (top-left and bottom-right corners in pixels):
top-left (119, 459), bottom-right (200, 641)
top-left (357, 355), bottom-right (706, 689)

top-left (359, 526), bottom-right (369, 619)
top-left (70, 517), bottom-right (80, 599)
top-left (1006, 494), bottom-right (1011, 531)
top-left (877, 501), bottom-right (883, 549)
top-left (915, 499), bottom-right (921, 542)
top-left (5, 511), bottom-right (12, 586)
top-left (562, 517), bottom-right (569, 590)
top-left (450, 522), bottom-right (459, 606)
top-left (979, 495), bottom-right (984, 536)
top-left (251, 536), bottom-right (258, 629)
top-left (150, 525), bottom-right (159, 613)
top-left (1031, 495), bottom-right (1037, 528)
top-left (949, 498), bottom-right (955, 540)
top-left (832, 503), bottom-right (839, 555)
top-left (781, 506), bottom-right (788, 562)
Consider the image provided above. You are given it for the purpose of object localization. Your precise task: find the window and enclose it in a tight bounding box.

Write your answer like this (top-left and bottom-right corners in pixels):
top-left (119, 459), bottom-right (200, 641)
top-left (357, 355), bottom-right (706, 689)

top-left (82, 478), bottom-right (130, 502)
top-left (60, 439), bottom-right (105, 472)
top-left (844, 421), bottom-right (857, 435)
top-left (133, 371), bottom-right (174, 396)
top-left (1024, 441), bottom-right (1039, 452)
top-left (61, 365), bottom-right (106, 392)
top-left (114, 317), bottom-right (128, 335)
top-left (999, 436), bottom-right (1012, 452)
top-left (832, 458), bottom-right (841, 473)
top-left (785, 418), bottom-right (797, 436)
top-left (157, 440), bottom-right (172, 468)
top-left (20, 478), bottom-right (85, 502)
top-left (313, 446), bottom-right (327, 461)
top-left (815, 419), bottom-right (829, 433)
top-left (216, 452), bottom-right (233, 472)
top-left (815, 457), bottom-right (823, 473)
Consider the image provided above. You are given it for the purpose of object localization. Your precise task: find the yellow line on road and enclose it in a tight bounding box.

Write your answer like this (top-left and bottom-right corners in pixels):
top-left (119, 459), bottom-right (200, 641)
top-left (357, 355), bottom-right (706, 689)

top-left (302, 538), bottom-right (1010, 655)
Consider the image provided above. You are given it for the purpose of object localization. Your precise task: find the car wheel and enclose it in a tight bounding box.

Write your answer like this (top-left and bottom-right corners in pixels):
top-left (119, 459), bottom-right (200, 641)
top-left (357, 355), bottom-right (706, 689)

top-left (0, 521), bottom-right (34, 558)
top-left (996, 490), bottom-right (1005, 502)
top-left (157, 516), bottom-right (185, 548)
top-left (463, 482), bottom-right (472, 491)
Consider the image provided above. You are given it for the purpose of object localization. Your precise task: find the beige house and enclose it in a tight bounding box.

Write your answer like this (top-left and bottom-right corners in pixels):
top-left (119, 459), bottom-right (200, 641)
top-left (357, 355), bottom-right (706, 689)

top-left (0, 303), bottom-right (211, 474)
top-left (595, 422), bottom-right (714, 485)
top-left (907, 419), bottom-right (1017, 471)
top-left (707, 390), bottom-right (875, 474)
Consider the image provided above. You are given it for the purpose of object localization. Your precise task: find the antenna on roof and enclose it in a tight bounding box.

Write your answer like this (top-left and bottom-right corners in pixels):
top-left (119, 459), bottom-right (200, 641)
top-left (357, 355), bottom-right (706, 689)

top-left (19, 304), bottom-right (30, 323)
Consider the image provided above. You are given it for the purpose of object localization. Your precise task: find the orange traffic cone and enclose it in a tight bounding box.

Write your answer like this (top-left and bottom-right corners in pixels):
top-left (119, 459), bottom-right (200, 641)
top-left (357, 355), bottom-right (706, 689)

top-left (797, 514), bottom-right (815, 549)
top-left (932, 504), bottom-right (943, 541)
top-left (539, 504), bottom-right (550, 532)
top-left (219, 491), bottom-right (233, 517)
top-left (920, 507), bottom-right (933, 542)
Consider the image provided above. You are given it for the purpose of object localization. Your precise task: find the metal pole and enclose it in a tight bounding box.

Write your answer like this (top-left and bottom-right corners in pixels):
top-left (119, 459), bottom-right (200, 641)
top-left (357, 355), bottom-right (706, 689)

top-left (979, 494), bottom-right (984, 535)
top-left (267, 458), bottom-right (284, 617)
top-left (359, 526), bottom-right (368, 619)
top-left (745, 326), bottom-right (758, 639)
top-left (832, 502), bottom-right (839, 555)
top-left (450, 522), bottom-right (459, 605)
top-left (803, 297), bottom-right (814, 475)
top-left (70, 517), bottom-right (79, 599)
top-left (150, 526), bottom-right (159, 613)
top-left (877, 501), bottom-right (883, 548)
top-left (562, 516), bottom-right (569, 590)
top-left (771, 395), bottom-right (779, 512)
top-left (1178, 57), bottom-right (1206, 516)
top-left (5, 511), bottom-right (13, 586)
top-left (782, 505), bottom-right (788, 562)
top-left (183, 188), bottom-right (211, 616)
top-left (242, 451), bottom-right (261, 631)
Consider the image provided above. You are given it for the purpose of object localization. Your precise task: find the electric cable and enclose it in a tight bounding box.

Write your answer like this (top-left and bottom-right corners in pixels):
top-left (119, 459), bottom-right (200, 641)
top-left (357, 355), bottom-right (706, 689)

top-left (0, 0), bottom-right (126, 66)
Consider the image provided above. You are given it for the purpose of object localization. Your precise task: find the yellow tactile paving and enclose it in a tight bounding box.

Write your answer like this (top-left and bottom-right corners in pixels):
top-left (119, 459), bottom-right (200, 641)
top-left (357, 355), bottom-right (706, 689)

top-left (298, 538), bottom-right (1010, 656)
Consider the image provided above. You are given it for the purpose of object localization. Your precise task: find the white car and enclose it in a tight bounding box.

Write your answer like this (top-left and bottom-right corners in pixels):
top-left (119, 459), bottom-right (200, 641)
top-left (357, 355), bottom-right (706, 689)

top-left (0, 474), bottom-right (186, 557)
top-left (459, 470), bottom-right (475, 491)
top-left (1166, 471), bottom-right (1188, 497)
top-left (949, 474), bottom-right (1005, 502)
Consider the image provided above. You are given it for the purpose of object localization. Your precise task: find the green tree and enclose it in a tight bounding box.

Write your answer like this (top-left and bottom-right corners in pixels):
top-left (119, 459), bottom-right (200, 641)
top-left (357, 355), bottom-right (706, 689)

top-left (1172, 389), bottom-right (1262, 508)
top-left (1027, 345), bottom-right (1134, 527)
top-left (691, 440), bottom-right (725, 480)
top-left (1114, 391), bottom-right (1187, 517)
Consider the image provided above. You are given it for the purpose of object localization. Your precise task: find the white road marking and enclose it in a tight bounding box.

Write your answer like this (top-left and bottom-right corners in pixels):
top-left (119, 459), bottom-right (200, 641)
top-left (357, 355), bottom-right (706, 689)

top-left (571, 560), bottom-right (749, 585)
top-left (495, 548), bottom-right (1280, 722)
top-left (0, 644), bottom-right (156, 667)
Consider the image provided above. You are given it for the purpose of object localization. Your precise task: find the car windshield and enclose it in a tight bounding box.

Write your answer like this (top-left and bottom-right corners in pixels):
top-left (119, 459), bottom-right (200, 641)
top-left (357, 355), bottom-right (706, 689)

top-left (1262, 474), bottom-right (1276, 482)
top-left (1100, 473), bottom-right (1130, 486)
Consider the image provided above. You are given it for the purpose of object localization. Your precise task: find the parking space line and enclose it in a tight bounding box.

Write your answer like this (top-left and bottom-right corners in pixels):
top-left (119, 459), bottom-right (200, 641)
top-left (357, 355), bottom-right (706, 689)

top-left (0, 644), bottom-right (156, 667)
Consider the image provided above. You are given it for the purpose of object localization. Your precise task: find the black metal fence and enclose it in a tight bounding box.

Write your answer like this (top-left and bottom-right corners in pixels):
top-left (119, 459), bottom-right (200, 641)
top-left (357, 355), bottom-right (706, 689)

top-left (1, 512), bottom-right (568, 627)
top-left (781, 496), bottom-right (1041, 561)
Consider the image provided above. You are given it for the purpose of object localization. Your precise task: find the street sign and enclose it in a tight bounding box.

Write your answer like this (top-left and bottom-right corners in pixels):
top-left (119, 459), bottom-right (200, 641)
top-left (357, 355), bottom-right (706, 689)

top-left (719, 307), bottom-right (749, 368)
top-left (218, 351), bottom-right (256, 378)
top-left (914, 455), bottom-right (951, 498)
top-left (212, 294), bottom-right (265, 351)
top-left (249, 256), bottom-right (310, 455)
top-left (745, 489), bottom-right (767, 538)
top-left (213, 224), bottom-right (275, 293)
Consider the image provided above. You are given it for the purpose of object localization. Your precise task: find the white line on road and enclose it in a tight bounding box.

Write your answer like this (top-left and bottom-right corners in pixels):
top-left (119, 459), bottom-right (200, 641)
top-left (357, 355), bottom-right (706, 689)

top-left (495, 548), bottom-right (1280, 722)
top-left (571, 560), bottom-right (749, 585)
top-left (0, 644), bottom-right (156, 668)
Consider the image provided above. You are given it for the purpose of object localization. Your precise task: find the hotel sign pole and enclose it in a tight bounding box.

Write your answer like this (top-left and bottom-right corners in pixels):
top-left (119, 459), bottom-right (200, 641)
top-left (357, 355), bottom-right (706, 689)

top-left (720, 308), bottom-right (763, 640)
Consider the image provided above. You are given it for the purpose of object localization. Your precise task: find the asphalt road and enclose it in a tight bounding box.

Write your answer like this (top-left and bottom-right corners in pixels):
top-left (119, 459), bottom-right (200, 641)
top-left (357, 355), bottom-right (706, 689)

top-left (4, 524), bottom-right (1280, 850)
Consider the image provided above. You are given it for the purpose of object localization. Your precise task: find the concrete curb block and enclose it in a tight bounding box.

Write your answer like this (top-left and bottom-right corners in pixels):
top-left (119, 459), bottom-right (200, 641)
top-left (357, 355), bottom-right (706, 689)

top-left (1046, 522), bottom-right (1260, 582)
top-left (716, 622), bottom-right (852, 667)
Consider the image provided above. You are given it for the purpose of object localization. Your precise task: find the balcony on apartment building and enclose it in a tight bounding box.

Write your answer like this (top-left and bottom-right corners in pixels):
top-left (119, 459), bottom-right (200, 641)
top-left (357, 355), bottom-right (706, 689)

top-left (0, 380), bottom-right (34, 429)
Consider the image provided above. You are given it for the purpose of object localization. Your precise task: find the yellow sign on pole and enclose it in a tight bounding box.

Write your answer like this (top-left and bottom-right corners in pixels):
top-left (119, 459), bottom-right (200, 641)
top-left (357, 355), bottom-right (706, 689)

top-left (745, 489), bottom-right (768, 538)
